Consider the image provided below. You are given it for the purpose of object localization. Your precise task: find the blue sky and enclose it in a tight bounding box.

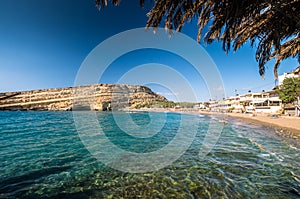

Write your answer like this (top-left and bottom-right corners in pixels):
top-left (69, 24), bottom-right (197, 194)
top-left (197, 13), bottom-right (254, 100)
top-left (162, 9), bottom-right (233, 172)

top-left (0, 0), bottom-right (298, 102)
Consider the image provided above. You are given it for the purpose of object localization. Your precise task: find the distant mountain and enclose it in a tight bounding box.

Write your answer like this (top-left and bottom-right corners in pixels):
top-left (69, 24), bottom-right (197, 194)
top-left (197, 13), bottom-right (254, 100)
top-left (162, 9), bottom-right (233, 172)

top-left (0, 84), bottom-right (168, 111)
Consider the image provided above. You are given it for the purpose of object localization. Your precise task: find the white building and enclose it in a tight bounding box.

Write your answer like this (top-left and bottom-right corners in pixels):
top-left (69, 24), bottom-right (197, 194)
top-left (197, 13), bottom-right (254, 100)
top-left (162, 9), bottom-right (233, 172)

top-left (206, 100), bottom-right (219, 112)
top-left (278, 66), bottom-right (300, 85)
top-left (206, 91), bottom-right (282, 114)
top-left (217, 96), bottom-right (244, 113)
top-left (240, 91), bottom-right (282, 114)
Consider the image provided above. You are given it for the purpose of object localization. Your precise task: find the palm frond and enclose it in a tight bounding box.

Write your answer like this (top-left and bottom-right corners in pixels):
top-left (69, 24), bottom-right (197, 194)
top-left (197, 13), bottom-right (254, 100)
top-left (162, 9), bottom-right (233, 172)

top-left (96, 0), bottom-right (300, 78)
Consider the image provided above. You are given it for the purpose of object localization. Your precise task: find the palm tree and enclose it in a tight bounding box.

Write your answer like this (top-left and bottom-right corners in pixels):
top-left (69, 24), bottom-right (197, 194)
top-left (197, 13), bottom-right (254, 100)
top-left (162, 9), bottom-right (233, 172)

top-left (95, 0), bottom-right (300, 79)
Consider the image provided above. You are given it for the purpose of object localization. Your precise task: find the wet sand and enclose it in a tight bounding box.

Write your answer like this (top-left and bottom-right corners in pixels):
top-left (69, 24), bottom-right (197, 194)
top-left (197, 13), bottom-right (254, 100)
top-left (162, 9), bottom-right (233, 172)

top-left (225, 113), bottom-right (300, 139)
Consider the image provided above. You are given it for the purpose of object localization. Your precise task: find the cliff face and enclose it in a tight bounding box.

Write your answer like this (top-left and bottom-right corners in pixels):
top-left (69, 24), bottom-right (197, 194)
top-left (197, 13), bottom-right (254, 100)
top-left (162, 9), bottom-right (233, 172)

top-left (0, 84), bottom-right (167, 111)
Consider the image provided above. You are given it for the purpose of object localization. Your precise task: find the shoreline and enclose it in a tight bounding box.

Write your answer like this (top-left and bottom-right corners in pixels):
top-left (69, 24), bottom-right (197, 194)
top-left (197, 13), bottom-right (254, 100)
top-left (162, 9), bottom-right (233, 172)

top-left (224, 112), bottom-right (300, 139)
top-left (197, 110), bottom-right (300, 140)
top-left (130, 107), bottom-right (300, 140)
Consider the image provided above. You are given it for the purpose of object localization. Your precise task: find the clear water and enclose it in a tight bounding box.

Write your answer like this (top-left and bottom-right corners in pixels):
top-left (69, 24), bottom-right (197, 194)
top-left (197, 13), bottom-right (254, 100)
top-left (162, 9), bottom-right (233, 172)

top-left (0, 111), bottom-right (299, 198)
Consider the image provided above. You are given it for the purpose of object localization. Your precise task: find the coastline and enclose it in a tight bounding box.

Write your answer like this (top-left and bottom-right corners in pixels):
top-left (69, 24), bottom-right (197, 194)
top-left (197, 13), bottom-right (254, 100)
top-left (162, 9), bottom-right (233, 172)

top-left (3, 107), bottom-right (299, 140)
top-left (130, 107), bottom-right (300, 140)
top-left (224, 112), bottom-right (300, 139)
top-left (198, 110), bottom-right (300, 140)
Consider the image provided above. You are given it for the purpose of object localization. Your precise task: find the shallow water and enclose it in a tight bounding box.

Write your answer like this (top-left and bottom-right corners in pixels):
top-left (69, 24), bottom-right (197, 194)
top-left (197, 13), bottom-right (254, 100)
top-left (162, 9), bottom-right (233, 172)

top-left (0, 111), bottom-right (299, 198)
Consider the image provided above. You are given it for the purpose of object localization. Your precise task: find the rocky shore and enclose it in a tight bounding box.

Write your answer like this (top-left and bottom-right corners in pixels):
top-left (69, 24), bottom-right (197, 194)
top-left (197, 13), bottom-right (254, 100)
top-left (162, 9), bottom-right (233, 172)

top-left (0, 84), bottom-right (167, 111)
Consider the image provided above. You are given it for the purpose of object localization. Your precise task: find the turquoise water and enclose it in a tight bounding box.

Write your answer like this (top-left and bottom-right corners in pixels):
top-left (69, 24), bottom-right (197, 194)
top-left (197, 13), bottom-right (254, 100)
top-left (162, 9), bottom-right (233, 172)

top-left (0, 111), bottom-right (299, 198)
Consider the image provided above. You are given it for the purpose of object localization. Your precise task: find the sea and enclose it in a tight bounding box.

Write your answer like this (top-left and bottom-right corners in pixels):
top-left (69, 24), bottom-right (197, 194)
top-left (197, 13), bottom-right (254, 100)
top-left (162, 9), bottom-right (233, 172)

top-left (0, 111), bottom-right (299, 198)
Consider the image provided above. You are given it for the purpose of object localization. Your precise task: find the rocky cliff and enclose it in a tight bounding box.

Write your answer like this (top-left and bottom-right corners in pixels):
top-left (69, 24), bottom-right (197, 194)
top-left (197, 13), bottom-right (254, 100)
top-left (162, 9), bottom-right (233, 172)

top-left (0, 84), bottom-right (168, 111)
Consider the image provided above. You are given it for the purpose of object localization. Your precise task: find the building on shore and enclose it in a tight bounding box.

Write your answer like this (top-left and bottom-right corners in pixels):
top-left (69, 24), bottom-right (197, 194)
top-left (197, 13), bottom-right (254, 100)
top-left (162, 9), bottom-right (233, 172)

top-left (278, 66), bottom-right (300, 85)
top-left (242, 90), bottom-right (282, 114)
top-left (205, 90), bottom-right (282, 114)
top-left (203, 66), bottom-right (299, 116)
